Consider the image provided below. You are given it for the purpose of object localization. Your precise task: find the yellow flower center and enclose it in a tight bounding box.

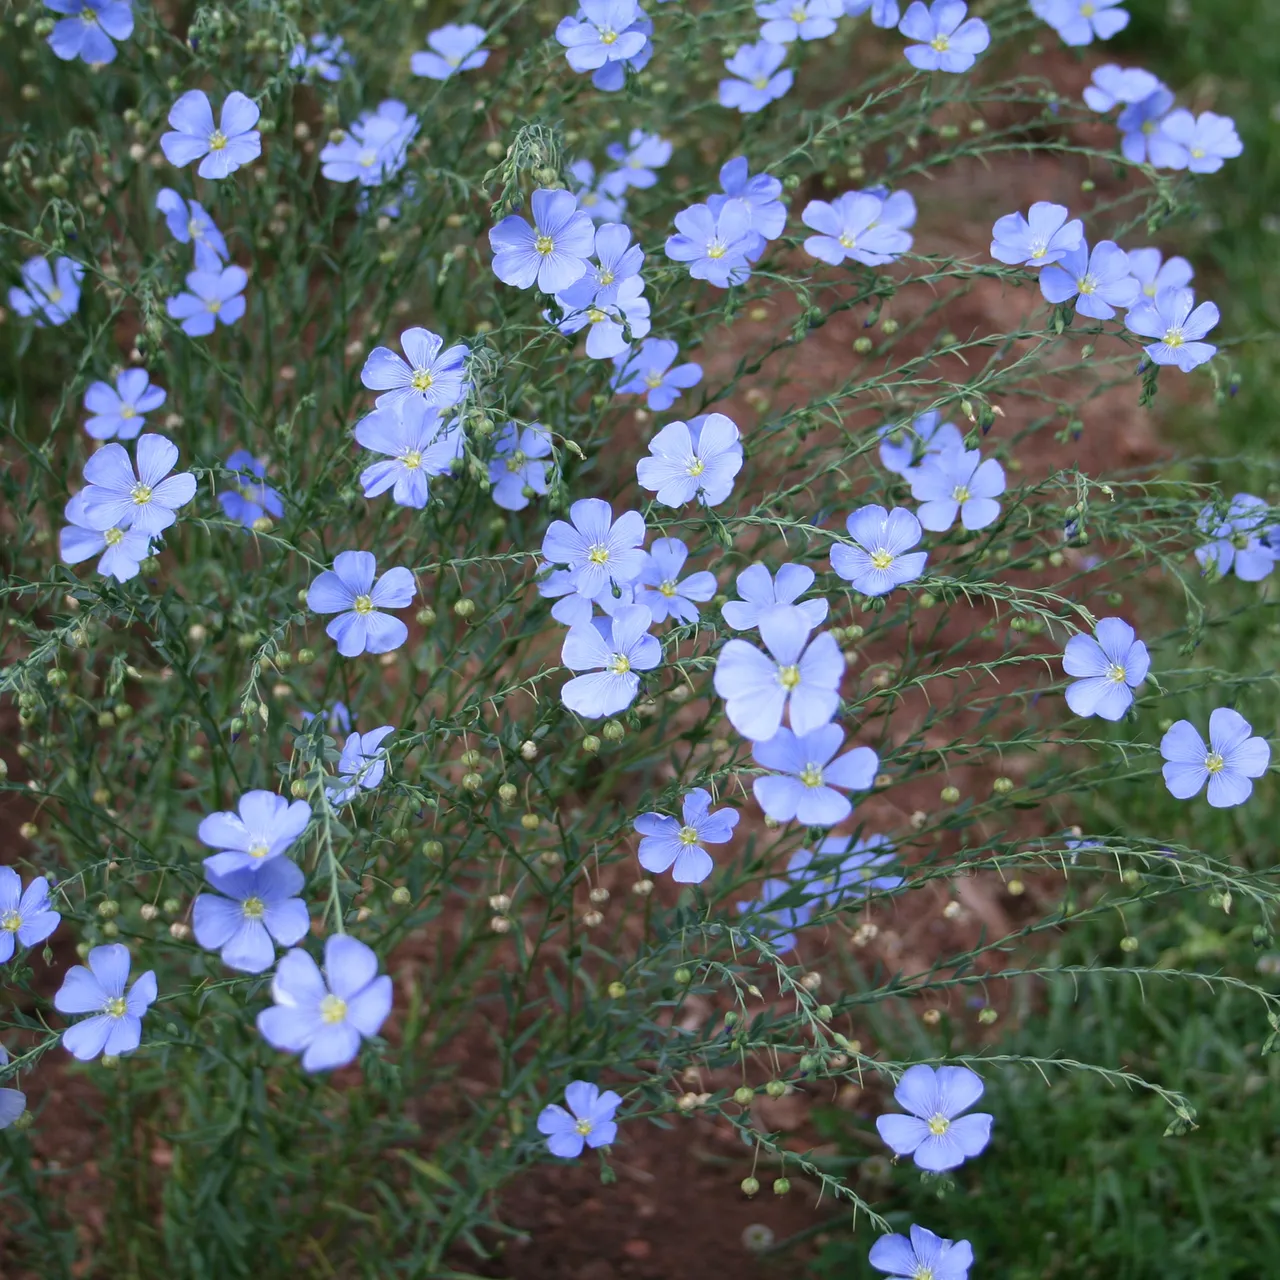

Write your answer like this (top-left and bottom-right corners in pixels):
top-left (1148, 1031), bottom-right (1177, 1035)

top-left (48, 287), bottom-right (64, 302)
top-left (358, 150), bottom-right (377, 168)
top-left (401, 449), bottom-right (423, 470)
top-left (103, 527), bottom-right (125, 546)
top-left (678, 825), bottom-right (700, 845)
top-left (659, 579), bottom-right (678, 598)
top-left (838, 233), bottom-right (856, 249)
top-left (319, 994), bottom-right (347, 1024)
top-left (1163, 327), bottom-right (1185, 349)
top-left (931, 34), bottom-right (950, 51)
top-left (1106, 663), bottom-right (1126, 684)
top-left (188, 218), bottom-right (203, 238)
top-left (119, 404), bottom-right (137, 419)
top-left (952, 484), bottom-right (971, 503)
top-left (582, 191), bottom-right (598, 207)
top-left (1030, 242), bottom-right (1047, 259)
top-left (506, 451), bottom-right (527, 472)
top-left (609, 654), bottom-right (631, 675)
top-left (1191, 146), bottom-right (1206, 159)
top-left (1142, 118), bottom-right (1157, 135)
top-left (1080, 1), bottom-right (1096, 14)
top-left (686, 457), bottom-right (705, 477)
top-left (778, 664), bottom-right (801, 690)
top-left (242, 896), bottom-right (265, 920)
top-left (587, 307), bottom-right (608, 324)
top-left (600, 29), bottom-right (617, 44)
top-left (1205, 751), bottom-right (1225, 774)
top-left (913, 1268), bottom-right (935, 1280)
top-left (209, 130), bottom-right (228, 151)
top-left (353, 594), bottom-right (375, 614)
top-left (535, 234), bottom-right (555, 256)
top-left (870, 548), bottom-right (894, 570)
top-left (927, 1113), bottom-right (951, 1136)
top-left (597, 268), bottom-right (615, 286)
top-left (706, 243), bottom-right (726, 260)
top-left (587, 544), bottom-right (610, 565)
top-left (411, 369), bottom-right (434, 392)
top-left (105, 996), bottom-right (128, 1019)
top-left (799, 764), bottom-right (824, 788)
top-left (790, 6), bottom-right (806, 20)
top-left (82, 7), bottom-right (97, 22)
top-left (131, 483), bottom-right (153, 506)
top-left (1078, 273), bottom-right (1097, 295)
top-left (207, 299), bottom-right (222, 314)
top-left (0, 910), bottom-right (21, 933)
top-left (247, 840), bottom-right (270, 861)
top-left (575, 1116), bottom-right (594, 1134)
top-left (752, 77), bottom-right (769, 90)
top-left (1144, 282), bottom-right (1157, 296)
top-left (644, 371), bottom-right (664, 388)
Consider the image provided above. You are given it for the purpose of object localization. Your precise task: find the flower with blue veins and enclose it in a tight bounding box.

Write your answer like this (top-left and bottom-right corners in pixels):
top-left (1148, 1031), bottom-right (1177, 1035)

top-left (194, 859), bottom-right (310, 974)
top-left (167, 264), bottom-right (248, 337)
top-left (634, 788), bottom-right (738, 884)
top-left (722, 563), bottom-right (828, 631)
top-left (1153, 109), bottom-right (1243, 174)
top-left (555, 0), bottom-right (649, 78)
top-left (713, 157), bottom-right (787, 259)
top-left (715, 605), bottom-right (843, 742)
top-left (910, 447), bottom-right (1004, 532)
top-left (1033, 0), bottom-right (1129, 45)
top-left (257, 936), bottom-right (393, 1073)
top-left (558, 221), bottom-right (645, 310)
top-left (1083, 63), bottom-right (1161, 112)
top-left (1039, 239), bottom-right (1140, 320)
top-left (898, 1), bottom-right (990, 72)
top-left (490, 189), bottom-right (596, 293)
top-left (356, 403), bottom-right (463, 509)
top-left (489, 423), bottom-right (552, 511)
top-left (869, 1225), bottom-right (974, 1280)
top-left (307, 551), bottom-right (416, 657)
top-left (218, 449), bottom-right (284, 528)
top-left (1116, 85), bottom-right (1176, 164)
top-left (82, 369), bottom-right (166, 442)
top-left (1161, 710), bottom-right (1270, 808)
top-left (0, 1046), bottom-right (24, 1131)
top-left (831, 505), bottom-right (927, 597)
top-left (155, 188), bottom-right (228, 271)
top-left (612, 338), bottom-right (702, 411)
top-left (788, 834), bottom-right (903, 904)
top-left (719, 41), bottom-right (794, 114)
top-left (0, 869), bottom-right (60, 964)
top-left (802, 190), bottom-right (914, 266)
top-left (8, 256), bottom-right (83, 327)
top-left (556, 275), bottom-right (650, 359)
top-left (1195, 493), bottom-right (1277, 581)
top-left (561, 604), bottom-right (660, 718)
top-left (753, 724), bottom-right (877, 825)
top-left (1127, 247), bottom-right (1192, 300)
top-left (54, 943), bottom-right (157, 1062)
top-left (411, 23), bottom-right (488, 79)
top-left (989, 202), bottom-right (1083, 267)
top-left (289, 32), bottom-right (352, 81)
top-left (601, 130), bottom-right (672, 195)
top-left (736, 878), bottom-right (812, 953)
top-left (1125, 287), bottom-right (1218, 372)
top-left (568, 159), bottom-right (628, 224)
top-left (541, 498), bottom-right (647, 599)
top-left (361, 326), bottom-right (468, 411)
top-left (665, 201), bottom-right (755, 287)
top-left (45, 0), bottom-right (133, 65)
top-left (321, 101), bottom-right (419, 186)
top-left (328, 726), bottom-right (396, 805)
top-left (538, 1081), bottom-right (622, 1158)
top-left (878, 410), bottom-right (963, 477)
top-left (756, 0), bottom-right (842, 44)
top-left (161, 90), bottom-right (261, 180)
top-left (199, 790), bottom-right (312, 877)
top-left (876, 1063), bottom-right (993, 1171)
top-left (636, 538), bottom-right (717, 624)
top-left (636, 413), bottom-right (743, 507)
top-left (77, 434), bottom-right (197, 538)
top-left (1063, 617), bottom-right (1149, 720)
top-left (59, 492), bottom-right (151, 583)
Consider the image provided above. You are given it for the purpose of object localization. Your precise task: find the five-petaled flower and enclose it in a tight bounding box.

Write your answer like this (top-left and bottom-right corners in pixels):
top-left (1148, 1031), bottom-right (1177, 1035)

top-left (54, 943), bottom-right (157, 1062)
top-left (219, 449), bottom-right (284, 528)
top-left (537, 1080), bottom-right (623, 1158)
top-left (1039, 239), bottom-right (1140, 320)
top-left (356, 403), bottom-right (463, 509)
top-left (755, 0), bottom-right (843, 45)
top-left (898, 1), bottom-right (990, 73)
top-left (802, 189), bottom-right (916, 266)
top-left (1063, 617), bottom-right (1150, 720)
top-left (161, 90), bottom-right (262, 180)
top-left (869, 1224), bottom-right (974, 1280)
top-left (0, 1045), bottom-right (25, 1131)
top-left (45, 0), bottom-right (133, 65)
top-left (613, 338), bottom-right (703, 411)
top-left (878, 410), bottom-right (964, 476)
top-left (634, 788), bottom-right (739, 884)
top-left (327, 726), bottom-right (396, 805)
top-left (194, 859), bottom-right (310, 974)
top-left (59, 491), bottom-right (151, 582)
top-left (1160, 709), bottom-right (1270, 808)
top-left (199, 790), bottom-right (313, 877)
top-left (831, 505), bottom-right (928, 597)
top-left (910, 447), bottom-right (1005, 532)
top-left (635, 537), bottom-right (717, 624)
top-left (8, 255), bottom-right (83, 327)
top-left (411, 23), bottom-right (489, 79)
top-left (361, 327), bottom-right (469, 411)
top-left (1195, 493), bottom-right (1277, 581)
top-left (753, 724), bottom-right (879, 825)
top-left (721, 563), bottom-right (829, 632)
top-left (307, 551), bottom-right (417, 657)
top-left (0, 869), bottom-right (60, 964)
top-left (561, 604), bottom-right (661, 718)
top-left (719, 40), bottom-right (794, 114)
top-left (155, 188), bottom-right (228, 271)
top-left (1033, 0), bottom-right (1129, 46)
top-left (1153, 109), bottom-right (1243, 174)
top-left (636, 414), bottom-right (743, 507)
top-left (665, 201), bottom-right (756, 287)
top-left (490, 189), bottom-right (597, 293)
top-left (876, 1063), bottom-right (994, 1171)
top-left (990, 201), bottom-right (1084, 268)
top-left (77, 434), bottom-right (197, 538)
top-left (1125, 286), bottom-right (1219, 372)
top-left (489, 422), bottom-right (553, 511)
top-left (541, 498), bottom-right (647, 599)
top-left (167, 265), bottom-right (249, 337)
top-left (83, 368), bottom-right (166, 441)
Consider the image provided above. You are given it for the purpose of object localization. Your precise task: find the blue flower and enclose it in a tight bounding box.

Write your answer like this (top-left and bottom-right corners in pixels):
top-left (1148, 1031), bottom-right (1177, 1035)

top-left (601, 130), bottom-right (672, 195)
top-left (155, 188), bottom-right (228, 271)
top-left (361, 326), bottom-right (468, 411)
top-left (878, 410), bottom-right (963, 476)
top-left (736, 878), bottom-right (812, 953)
top-left (635, 788), bottom-right (738, 884)
top-left (752, 724), bottom-right (877, 825)
top-left (1033, 0), bottom-right (1128, 45)
top-left (869, 1225), bottom-right (974, 1280)
top-left (714, 605), bottom-right (843, 742)
top-left (831, 505), bottom-right (927, 597)
top-left (1063, 617), bottom-right (1149, 720)
top-left (59, 491), bottom-right (151, 582)
top-left (45, 0), bottom-right (132, 64)
top-left (722, 563), bottom-right (829, 631)
top-left (541, 498), bottom-right (647, 599)
top-left (1161, 710), bottom-right (1270, 808)
top-left (199, 790), bottom-right (313, 877)
top-left (910, 448), bottom-right (1004, 532)
top-left (0, 1046), bottom-right (25, 1130)
top-left (713, 157), bottom-right (787, 259)
top-left (8, 255), bottom-right (83, 327)
top-left (53, 943), bottom-right (157, 1062)
top-left (356, 403), bottom-right (463, 509)
top-left (490, 422), bottom-right (552, 511)
top-left (1195, 493), bottom-right (1277, 581)
top-left (756, 0), bottom-right (842, 44)
top-left (328, 725), bottom-right (395, 805)
top-left (218, 449), bottom-right (284, 528)
top-left (788, 834), bottom-right (903, 904)
top-left (802, 189), bottom-right (915, 266)
top-left (289, 32), bottom-right (352, 81)
top-left (194, 859), bottom-right (310, 974)
top-left (636, 413), bottom-right (743, 507)
top-left (561, 604), bottom-right (660, 717)
top-left (556, 275), bottom-right (650, 359)
top-left (1083, 63), bottom-right (1161, 112)
top-left (410, 23), bottom-right (487, 79)
top-left (665, 201), bottom-right (754, 287)
top-left (989, 201), bottom-right (1083, 267)
top-left (861, 0), bottom-right (902, 25)
top-left (257, 935), bottom-right (393, 1073)
top-left (719, 41), bottom-right (794, 114)
top-left (538, 1081), bottom-right (622, 1158)
top-left (1117, 86), bottom-right (1176, 164)
top-left (161, 90), bottom-right (261, 180)
top-left (568, 159), bottom-right (629, 224)
top-left (636, 537), bottom-right (717, 623)
top-left (898, 1), bottom-right (989, 72)
top-left (592, 12), bottom-right (654, 90)
top-left (83, 368), bottom-right (166, 441)
top-left (1127, 247), bottom-right (1192, 301)
top-left (1153, 109), bottom-right (1244, 174)
top-left (167, 264), bottom-right (248, 337)
top-left (542, 573), bottom-right (637, 627)
top-left (0, 868), bottom-right (60, 963)
top-left (876, 1063), bottom-right (993, 1171)
top-left (490, 189), bottom-right (596, 293)
top-left (302, 702), bottom-right (352, 734)
top-left (555, 1), bottom-right (649, 77)
top-left (1125, 287), bottom-right (1218, 372)
top-left (612, 338), bottom-right (702, 410)
top-left (77, 433), bottom-right (197, 537)
top-left (307, 551), bottom-right (416, 657)
top-left (320, 101), bottom-right (419, 186)
top-left (1038, 239), bottom-right (1140, 320)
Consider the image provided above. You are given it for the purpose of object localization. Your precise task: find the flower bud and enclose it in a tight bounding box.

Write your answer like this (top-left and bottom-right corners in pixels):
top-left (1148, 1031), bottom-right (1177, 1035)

top-left (453, 598), bottom-right (476, 619)
top-left (520, 812), bottom-right (540, 831)
top-left (741, 1176), bottom-right (760, 1196)
top-left (992, 776), bottom-right (1014, 795)
top-left (498, 782), bottom-right (518, 804)
top-left (490, 915), bottom-right (511, 934)
top-left (588, 887), bottom-right (609, 905)
top-left (765, 1080), bottom-right (786, 1098)
top-left (607, 981), bottom-right (627, 999)
top-left (423, 840), bottom-right (444, 860)
top-left (940, 784), bottom-right (960, 803)
top-left (169, 922), bottom-right (190, 940)
top-left (97, 900), bottom-right (119, 919)
top-left (733, 1086), bottom-right (754, 1106)
top-left (631, 878), bottom-right (654, 896)
top-left (416, 606), bottom-right (437, 626)
top-left (520, 740), bottom-right (538, 760)
top-left (391, 886), bottom-right (412, 905)
top-left (140, 903), bottom-right (159, 921)
top-left (602, 719), bottom-right (625, 742)
top-left (582, 734), bottom-right (601, 754)
top-left (978, 1007), bottom-right (998, 1024)
top-left (581, 909), bottom-right (603, 928)
top-left (773, 1177), bottom-right (791, 1196)
top-left (674, 966), bottom-right (692, 985)
top-left (461, 772), bottom-right (483, 791)
top-left (489, 893), bottom-right (512, 913)
top-left (921, 1008), bottom-right (941, 1026)
top-left (290, 779), bottom-right (308, 798)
